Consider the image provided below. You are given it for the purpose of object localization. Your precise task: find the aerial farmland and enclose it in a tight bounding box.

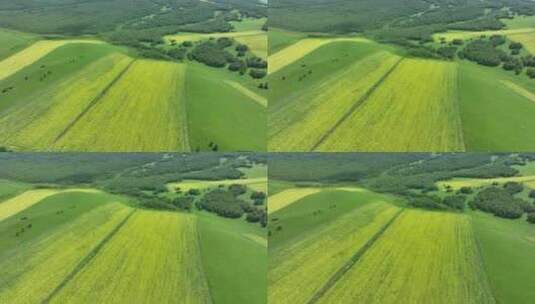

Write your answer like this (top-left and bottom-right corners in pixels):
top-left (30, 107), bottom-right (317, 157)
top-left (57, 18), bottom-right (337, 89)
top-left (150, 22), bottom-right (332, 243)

top-left (0, 0), bottom-right (267, 152)
top-left (0, 153), bottom-right (267, 303)
top-left (269, 0), bottom-right (535, 152)
top-left (268, 153), bottom-right (535, 304)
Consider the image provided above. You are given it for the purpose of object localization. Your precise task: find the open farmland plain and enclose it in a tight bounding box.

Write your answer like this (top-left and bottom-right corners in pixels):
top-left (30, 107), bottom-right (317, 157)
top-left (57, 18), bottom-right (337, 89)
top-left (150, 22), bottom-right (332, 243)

top-left (268, 175), bottom-right (535, 303)
top-left (0, 12), bottom-right (267, 152)
top-left (268, 14), bottom-right (535, 152)
top-left (0, 154), bottom-right (268, 304)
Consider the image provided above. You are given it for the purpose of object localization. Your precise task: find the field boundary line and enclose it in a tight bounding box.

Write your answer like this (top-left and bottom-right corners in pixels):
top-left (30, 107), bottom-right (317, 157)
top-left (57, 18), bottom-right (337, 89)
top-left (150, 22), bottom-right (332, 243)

top-left (51, 59), bottom-right (136, 144)
top-left (309, 57), bottom-right (405, 151)
top-left (195, 218), bottom-right (215, 304)
top-left (41, 209), bottom-right (137, 304)
top-left (305, 208), bottom-right (405, 304)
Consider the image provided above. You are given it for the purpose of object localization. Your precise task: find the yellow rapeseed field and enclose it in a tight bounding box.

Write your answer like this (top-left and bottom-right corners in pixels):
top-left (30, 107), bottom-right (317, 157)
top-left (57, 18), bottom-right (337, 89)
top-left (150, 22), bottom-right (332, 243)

top-left (0, 54), bottom-right (133, 150)
top-left (50, 210), bottom-right (212, 304)
top-left (318, 210), bottom-right (495, 304)
top-left (268, 51), bottom-right (400, 151)
top-left (0, 203), bottom-right (132, 303)
top-left (317, 59), bottom-right (465, 151)
top-left (268, 203), bottom-right (400, 304)
top-left (0, 39), bottom-right (103, 81)
top-left (54, 60), bottom-right (190, 151)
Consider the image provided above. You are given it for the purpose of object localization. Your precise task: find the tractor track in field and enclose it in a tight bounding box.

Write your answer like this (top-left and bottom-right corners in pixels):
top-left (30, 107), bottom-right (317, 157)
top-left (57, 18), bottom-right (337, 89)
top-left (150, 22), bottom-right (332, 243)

top-left (309, 57), bottom-right (404, 151)
top-left (41, 209), bottom-right (137, 304)
top-left (51, 59), bottom-right (136, 145)
top-left (305, 209), bottom-right (405, 304)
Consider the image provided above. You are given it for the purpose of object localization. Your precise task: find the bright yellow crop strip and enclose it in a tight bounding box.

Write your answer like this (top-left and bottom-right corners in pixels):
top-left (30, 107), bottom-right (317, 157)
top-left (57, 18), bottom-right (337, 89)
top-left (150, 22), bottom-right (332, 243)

top-left (268, 52), bottom-right (400, 151)
top-left (317, 59), bottom-right (465, 152)
top-left (268, 188), bottom-right (321, 214)
top-left (0, 40), bottom-right (103, 81)
top-left (268, 37), bottom-right (372, 74)
top-left (0, 54), bottom-right (133, 150)
top-left (0, 188), bottom-right (101, 222)
top-left (0, 203), bottom-right (131, 303)
top-left (268, 203), bottom-right (400, 304)
top-left (318, 210), bottom-right (495, 304)
top-left (54, 60), bottom-right (189, 151)
top-left (51, 210), bottom-right (212, 304)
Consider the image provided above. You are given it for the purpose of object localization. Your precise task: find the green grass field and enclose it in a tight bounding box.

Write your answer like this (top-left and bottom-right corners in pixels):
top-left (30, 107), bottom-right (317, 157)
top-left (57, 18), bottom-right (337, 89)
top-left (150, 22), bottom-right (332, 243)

top-left (196, 210), bottom-right (266, 304)
top-left (0, 179), bottom-right (30, 202)
top-left (0, 28), bottom-right (38, 61)
top-left (471, 211), bottom-right (535, 304)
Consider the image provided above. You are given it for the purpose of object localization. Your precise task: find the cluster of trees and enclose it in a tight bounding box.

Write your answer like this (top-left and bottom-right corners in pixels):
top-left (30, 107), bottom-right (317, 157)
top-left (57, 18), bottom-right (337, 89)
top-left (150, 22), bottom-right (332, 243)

top-left (405, 192), bottom-right (466, 211)
top-left (189, 39), bottom-right (267, 78)
top-left (250, 191), bottom-right (266, 205)
top-left (469, 187), bottom-right (534, 220)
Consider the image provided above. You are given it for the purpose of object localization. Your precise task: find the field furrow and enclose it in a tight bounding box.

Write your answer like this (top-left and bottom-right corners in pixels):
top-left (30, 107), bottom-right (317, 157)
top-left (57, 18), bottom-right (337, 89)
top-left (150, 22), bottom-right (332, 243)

top-left (0, 53), bottom-right (133, 150)
top-left (317, 59), bottom-right (465, 152)
top-left (54, 60), bottom-right (189, 151)
top-left (269, 203), bottom-right (401, 304)
top-left (269, 51), bottom-right (400, 151)
top-left (0, 40), bottom-right (103, 81)
top-left (317, 210), bottom-right (495, 304)
top-left (50, 210), bottom-right (212, 304)
top-left (0, 202), bottom-right (132, 303)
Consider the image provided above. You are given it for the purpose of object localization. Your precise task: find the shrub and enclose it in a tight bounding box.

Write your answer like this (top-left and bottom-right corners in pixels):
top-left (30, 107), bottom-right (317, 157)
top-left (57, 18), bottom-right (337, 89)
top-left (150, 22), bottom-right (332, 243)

top-left (528, 212), bottom-right (535, 224)
top-left (442, 195), bottom-right (466, 210)
top-left (249, 69), bottom-right (267, 79)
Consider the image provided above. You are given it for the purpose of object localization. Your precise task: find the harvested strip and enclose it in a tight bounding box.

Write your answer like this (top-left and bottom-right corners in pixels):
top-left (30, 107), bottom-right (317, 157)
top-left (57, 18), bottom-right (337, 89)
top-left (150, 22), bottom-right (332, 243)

top-left (317, 210), bottom-right (495, 304)
top-left (0, 188), bottom-right (100, 222)
top-left (268, 188), bottom-right (321, 214)
top-left (0, 40), bottom-right (103, 81)
top-left (317, 59), bottom-right (464, 152)
top-left (224, 80), bottom-right (267, 107)
top-left (269, 52), bottom-right (400, 151)
top-left (0, 54), bottom-right (133, 150)
top-left (501, 80), bottom-right (535, 103)
top-left (50, 210), bottom-right (212, 304)
top-left (268, 37), bottom-right (372, 74)
top-left (54, 60), bottom-right (189, 152)
top-left (269, 203), bottom-right (401, 304)
top-left (0, 203), bottom-right (132, 303)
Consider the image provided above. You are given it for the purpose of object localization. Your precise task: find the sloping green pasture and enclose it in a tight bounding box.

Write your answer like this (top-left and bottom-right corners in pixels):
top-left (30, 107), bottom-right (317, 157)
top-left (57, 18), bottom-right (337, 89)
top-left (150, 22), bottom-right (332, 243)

top-left (0, 28), bottom-right (38, 61)
top-left (196, 210), bottom-right (267, 304)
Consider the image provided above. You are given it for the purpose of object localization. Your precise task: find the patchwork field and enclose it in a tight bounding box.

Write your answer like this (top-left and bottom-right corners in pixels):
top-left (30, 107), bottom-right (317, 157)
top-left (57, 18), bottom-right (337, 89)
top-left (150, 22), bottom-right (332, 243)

top-left (268, 182), bottom-right (535, 304)
top-left (0, 186), bottom-right (265, 303)
top-left (268, 31), bottom-right (535, 151)
top-left (0, 21), bottom-right (267, 152)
